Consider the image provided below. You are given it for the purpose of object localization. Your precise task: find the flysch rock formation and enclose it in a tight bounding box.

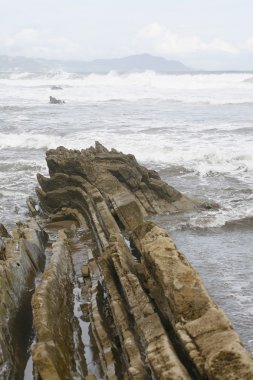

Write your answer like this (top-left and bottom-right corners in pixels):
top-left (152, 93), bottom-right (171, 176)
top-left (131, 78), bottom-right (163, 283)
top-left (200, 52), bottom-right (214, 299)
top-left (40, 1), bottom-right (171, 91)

top-left (0, 220), bottom-right (47, 379)
top-left (0, 142), bottom-right (253, 380)
top-left (32, 229), bottom-right (87, 380)
top-left (30, 142), bottom-right (253, 380)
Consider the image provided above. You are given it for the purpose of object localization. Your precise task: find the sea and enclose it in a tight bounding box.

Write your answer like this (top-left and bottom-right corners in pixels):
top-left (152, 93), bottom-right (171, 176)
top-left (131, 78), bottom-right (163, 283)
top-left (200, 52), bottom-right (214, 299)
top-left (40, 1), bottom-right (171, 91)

top-left (0, 70), bottom-right (252, 353)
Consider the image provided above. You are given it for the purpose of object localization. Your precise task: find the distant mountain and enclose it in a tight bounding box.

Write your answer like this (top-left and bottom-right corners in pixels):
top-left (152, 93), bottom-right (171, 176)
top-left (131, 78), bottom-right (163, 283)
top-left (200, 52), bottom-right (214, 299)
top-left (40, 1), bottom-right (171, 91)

top-left (80, 54), bottom-right (190, 73)
top-left (0, 55), bottom-right (51, 72)
top-left (0, 53), bottom-right (190, 73)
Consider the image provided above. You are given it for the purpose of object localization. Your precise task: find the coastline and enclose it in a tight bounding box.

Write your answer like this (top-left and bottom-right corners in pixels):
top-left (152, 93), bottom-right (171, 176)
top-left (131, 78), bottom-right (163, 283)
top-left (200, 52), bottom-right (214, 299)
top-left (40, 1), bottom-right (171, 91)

top-left (1, 143), bottom-right (252, 379)
top-left (0, 70), bottom-right (252, 378)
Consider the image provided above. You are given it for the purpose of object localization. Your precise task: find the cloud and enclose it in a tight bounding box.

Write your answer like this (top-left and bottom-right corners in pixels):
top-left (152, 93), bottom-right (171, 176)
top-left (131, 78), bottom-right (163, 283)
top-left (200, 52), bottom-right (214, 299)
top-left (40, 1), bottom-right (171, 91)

top-left (0, 28), bottom-right (81, 59)
top-left (139, 23), bottom-right (163, 39)
top-left (137, 23), bottom-right (238, 56)
top-left (246, 37), bottom-right (253, 49)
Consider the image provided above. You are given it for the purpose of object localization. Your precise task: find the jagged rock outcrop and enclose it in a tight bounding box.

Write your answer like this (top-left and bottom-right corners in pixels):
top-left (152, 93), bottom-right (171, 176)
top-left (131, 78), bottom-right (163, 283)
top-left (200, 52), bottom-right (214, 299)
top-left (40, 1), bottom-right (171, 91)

top-left (34, 142), bottom-right (253, 380)
top-left (0, 221), bottom-right (47, 379)
top-left (0, 142), bottom-right (251, 379)
top-left (37, 141), bottom-right (194, 217)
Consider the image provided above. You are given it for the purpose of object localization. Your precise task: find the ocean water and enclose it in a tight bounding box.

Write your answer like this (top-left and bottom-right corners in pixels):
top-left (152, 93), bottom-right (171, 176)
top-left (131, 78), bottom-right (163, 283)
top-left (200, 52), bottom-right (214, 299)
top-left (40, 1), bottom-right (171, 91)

top-left (0, 70), bottom-right (252, 351)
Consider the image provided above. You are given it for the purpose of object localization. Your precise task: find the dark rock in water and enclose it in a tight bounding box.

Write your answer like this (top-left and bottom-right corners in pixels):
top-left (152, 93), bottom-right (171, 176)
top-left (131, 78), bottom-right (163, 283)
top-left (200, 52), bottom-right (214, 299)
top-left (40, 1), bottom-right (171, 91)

top-left (200, 200), bottom-right (220, 210)
top-left (49, 96), bottom-right (65, 104)
top-left (26, 196), bottom-right (40, 217)
top-left (51, 85), bottom-right (63, 90)
top-left (0, 223), bottom-right (11, 238)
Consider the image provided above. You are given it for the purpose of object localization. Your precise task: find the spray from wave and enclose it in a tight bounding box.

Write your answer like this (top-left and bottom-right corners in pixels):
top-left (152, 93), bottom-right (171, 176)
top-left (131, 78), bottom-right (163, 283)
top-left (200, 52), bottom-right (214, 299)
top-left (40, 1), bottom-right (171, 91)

top-left (1, 70), bottom-right (253, 104)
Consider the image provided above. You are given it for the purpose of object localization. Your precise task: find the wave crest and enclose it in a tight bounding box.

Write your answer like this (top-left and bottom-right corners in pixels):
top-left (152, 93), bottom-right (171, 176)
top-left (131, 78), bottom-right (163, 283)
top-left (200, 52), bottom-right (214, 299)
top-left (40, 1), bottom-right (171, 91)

top-left (1, 71), bottom-right (253, 104)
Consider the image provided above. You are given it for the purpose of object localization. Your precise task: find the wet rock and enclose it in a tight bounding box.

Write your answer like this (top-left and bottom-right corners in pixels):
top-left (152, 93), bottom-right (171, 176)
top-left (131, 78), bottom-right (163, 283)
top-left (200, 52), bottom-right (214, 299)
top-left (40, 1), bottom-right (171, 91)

top-left (103, 236), bottom-right (191, 380)
top-left (89, 259), bottom-right (117, 379)
top-left (32, 142), bottom-right (253, 380)
top-left (27, 196), bottom-right (40, 217)
top-left (0, 220), bottom-right (47, 379)
top-left (0, 223), bottom-right (11, 238)
top-left (0, 237), bottom-right (6, 260)
top-left (82, 264), bottom-right (89, 278)
top-left (37, 142), bottom-right (195, 218)
top-left (49, 96), bottom-right (65, 104)
top-left (32, 233), bottom-right (87, 380)
top-left (131, 221), bottom-right (253, 379)
top-left (200, 200), bottom-right (220, 210)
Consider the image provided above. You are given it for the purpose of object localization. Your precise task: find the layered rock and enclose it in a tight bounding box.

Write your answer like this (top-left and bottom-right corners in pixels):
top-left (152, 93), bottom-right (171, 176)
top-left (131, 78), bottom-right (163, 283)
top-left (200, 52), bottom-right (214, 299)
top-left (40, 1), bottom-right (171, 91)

top-left (32, 230), bottom-right (87, 380)
top-left (1, 142), bottom-right (251, 379)
top-left (0, 220), bottom-right (47, 379)
top-left (34, 143), bottom-right (253, 380)
top-left (131, 222), bottom-right (253, 379)
top-left (39, 141), bottom-right (194, 217)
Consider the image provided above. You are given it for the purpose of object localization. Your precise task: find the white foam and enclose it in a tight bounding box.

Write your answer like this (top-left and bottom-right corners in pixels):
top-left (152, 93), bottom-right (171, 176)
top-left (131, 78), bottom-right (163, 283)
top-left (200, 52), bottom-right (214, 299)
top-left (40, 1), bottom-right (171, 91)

top-left (188, 205), bottom-right (253, 229)
top-left (1, 71), bottom-right (253, 104)
top-left (0, 70), bottom-right (253, 230)
top-left (0, 132), bottom-right (60, 150)
top-left (0, 129), bottom-right (252, 182)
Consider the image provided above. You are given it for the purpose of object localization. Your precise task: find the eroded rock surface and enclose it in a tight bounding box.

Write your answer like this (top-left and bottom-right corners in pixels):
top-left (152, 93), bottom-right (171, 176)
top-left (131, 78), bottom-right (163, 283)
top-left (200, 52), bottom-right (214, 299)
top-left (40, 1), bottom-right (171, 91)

top-left (0, 221), bottom-right (47, 379)
top-left (32, 230), bottom-right (87, 380)
top-left (33, 143), bottom-right (253, 380)
top-left (1, 142), bottom-right (252, 380)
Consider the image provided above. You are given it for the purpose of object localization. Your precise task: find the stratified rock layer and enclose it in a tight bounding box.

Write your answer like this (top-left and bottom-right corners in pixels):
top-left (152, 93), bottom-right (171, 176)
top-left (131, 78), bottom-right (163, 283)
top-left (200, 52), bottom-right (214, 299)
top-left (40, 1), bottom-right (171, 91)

top-left (131, 221), bottom-right (253, 380)
top-left (0, 220), bottom-right (47, 379)
top-left (33, 143), bottom-right (253, 380)
top-left (32, 230), bottom-right (86, 380)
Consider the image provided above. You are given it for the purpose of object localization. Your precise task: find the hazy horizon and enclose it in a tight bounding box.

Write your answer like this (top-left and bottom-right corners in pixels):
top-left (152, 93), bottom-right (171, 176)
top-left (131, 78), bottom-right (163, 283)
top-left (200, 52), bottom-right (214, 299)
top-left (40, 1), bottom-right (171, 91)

top-left (0, 0), bottom-right (253, 71)
top-left (2, 52), bottom-right (253, 73)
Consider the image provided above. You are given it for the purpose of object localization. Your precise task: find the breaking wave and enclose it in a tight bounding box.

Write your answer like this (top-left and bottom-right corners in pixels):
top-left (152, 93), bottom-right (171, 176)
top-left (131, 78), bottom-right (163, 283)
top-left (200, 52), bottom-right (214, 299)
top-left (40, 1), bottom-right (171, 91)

top-left (0, 131), bottom-right (252, 181)
top-left (1, 70), bottom-right (253, 104)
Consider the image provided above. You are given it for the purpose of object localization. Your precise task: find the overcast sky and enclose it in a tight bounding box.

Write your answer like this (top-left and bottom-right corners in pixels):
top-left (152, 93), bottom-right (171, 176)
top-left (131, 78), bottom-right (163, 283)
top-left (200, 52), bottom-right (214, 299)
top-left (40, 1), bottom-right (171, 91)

top-left (0, 0), bottom-right (253, 70)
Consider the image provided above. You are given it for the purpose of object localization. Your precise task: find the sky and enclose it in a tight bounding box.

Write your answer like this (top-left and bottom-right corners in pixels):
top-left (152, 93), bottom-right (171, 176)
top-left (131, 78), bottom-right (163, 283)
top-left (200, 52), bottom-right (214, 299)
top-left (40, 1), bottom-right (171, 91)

top-left (0, 0), bottom-right (253, 70)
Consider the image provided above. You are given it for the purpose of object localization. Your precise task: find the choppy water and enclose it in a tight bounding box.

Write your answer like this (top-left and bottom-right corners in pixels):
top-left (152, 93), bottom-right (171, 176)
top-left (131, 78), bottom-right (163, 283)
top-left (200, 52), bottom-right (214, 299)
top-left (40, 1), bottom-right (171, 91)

top-left (0, 70), bottom-right (252, 351)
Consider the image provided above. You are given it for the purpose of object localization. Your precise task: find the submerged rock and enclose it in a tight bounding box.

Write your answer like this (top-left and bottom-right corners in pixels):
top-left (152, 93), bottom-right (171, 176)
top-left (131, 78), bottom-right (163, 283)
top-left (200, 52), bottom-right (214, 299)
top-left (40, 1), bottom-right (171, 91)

top-left (51, 85), bottom-right (63, 90)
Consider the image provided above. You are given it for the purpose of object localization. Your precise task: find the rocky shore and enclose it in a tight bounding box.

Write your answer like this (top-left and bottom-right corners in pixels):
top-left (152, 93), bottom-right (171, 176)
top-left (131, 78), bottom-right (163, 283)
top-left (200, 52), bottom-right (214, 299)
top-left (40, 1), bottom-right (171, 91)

top-left (0, 142), bottom-right (253, 380)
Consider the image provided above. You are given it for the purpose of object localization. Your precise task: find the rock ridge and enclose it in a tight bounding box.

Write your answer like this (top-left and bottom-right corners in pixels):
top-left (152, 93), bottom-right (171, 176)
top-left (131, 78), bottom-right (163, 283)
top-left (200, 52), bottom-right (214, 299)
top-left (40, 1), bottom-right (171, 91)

top-left (33, 143), bottom-right (253, 380)
top-left (0, 142), bottom-right (252, 380)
